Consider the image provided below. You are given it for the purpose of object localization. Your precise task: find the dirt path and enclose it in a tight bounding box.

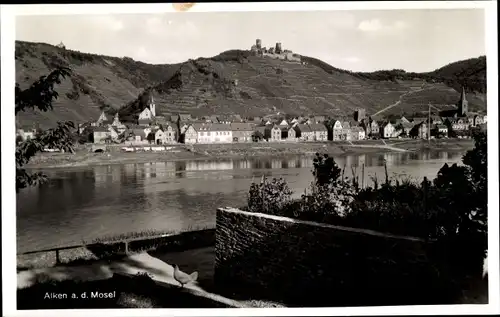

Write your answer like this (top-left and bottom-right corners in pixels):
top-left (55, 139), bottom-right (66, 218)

top-left (371, 83), bottom-right (428, 117)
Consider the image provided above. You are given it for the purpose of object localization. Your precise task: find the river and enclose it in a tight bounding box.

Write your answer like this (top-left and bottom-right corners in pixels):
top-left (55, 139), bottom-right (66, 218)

top-left (16, 150), bottom-right (465, 253)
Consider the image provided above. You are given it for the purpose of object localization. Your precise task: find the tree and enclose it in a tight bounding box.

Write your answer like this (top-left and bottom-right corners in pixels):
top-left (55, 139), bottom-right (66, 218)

top-left (16, 135), bottom-right (24, 145)
top-left (16, 67), bottom-right (75, 193)
top-left (176, 114), bottom-right (182, 143)
top-left (252, 130), bottom-right (264, 142)
top-left (146, 132), bottom-right (156, 144)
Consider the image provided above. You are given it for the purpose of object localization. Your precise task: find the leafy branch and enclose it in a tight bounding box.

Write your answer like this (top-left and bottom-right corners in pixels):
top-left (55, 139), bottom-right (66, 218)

top-left (16, 66), bottom-right (75, 193)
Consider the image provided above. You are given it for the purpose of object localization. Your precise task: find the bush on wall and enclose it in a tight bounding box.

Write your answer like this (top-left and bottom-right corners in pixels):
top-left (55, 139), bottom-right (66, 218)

top-left (245, 130), bottom-right (488, 277)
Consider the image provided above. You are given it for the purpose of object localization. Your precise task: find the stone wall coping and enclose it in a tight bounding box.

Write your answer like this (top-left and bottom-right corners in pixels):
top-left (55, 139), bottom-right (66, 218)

top-left (218, 207), bottom-right (427, 243)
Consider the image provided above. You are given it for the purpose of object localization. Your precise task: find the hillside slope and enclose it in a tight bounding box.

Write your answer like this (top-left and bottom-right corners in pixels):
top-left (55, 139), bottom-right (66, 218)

top-left (15, 41), bottom-right (179, 129)
top-left (15, 41), bottom-right (487, 128)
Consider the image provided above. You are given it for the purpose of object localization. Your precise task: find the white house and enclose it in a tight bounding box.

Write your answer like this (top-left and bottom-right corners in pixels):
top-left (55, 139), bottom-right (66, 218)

top-left (350, 126), bottom-right (366, 140)
top-left (381, 122), bottom-right (395, 138)
top-left (138, 95), bottom-right (156, 120)
top-left (184, 125), bottom-right (198, 144)
top-left (154, 129), bottom-right (166, 144)
top-left (186, 123), bottom-right (233, 144)
top-left (332, 120), bottom-right (343, 141)
top-left (138, 107), bottom-right (153, 121)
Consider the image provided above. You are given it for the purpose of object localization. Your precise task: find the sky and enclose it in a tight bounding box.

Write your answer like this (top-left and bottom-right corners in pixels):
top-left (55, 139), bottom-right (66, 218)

top-left (15, 9), bottom-right (486, 72)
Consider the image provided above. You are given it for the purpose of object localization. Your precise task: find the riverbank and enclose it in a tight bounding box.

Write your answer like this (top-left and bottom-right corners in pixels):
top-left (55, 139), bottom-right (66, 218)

top-left (24, 139), bottom-right (474, 169)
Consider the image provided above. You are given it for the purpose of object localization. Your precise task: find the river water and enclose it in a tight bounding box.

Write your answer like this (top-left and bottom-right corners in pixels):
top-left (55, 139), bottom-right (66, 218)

top-left (16, 150), bottom-right (465, 253)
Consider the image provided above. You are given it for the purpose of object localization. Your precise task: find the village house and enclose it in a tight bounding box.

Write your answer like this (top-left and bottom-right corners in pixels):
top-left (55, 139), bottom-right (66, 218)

top-left (309, 123), bottom-right (328, 141)
top-left (473, 114), bottom-right (485, 126)
top-left (295, 124), bottom-right (314, 142)
top-left (380, 122), bottom-right (396, 139)
top-left (164, 124), bottom-right (178, 143)
top-left (434, 124), bottom-right (449, 137)
top-left (341, 121), bottom-right (351, 141)
top-left (111, 113), bottom-right (127, 134)
top-left (332, 120), bottom-right (343, 141)
top-left (16, 127), bottom-right (37, 141)
top-left (350, 126), bottom-right (366, 141)
top-left (359, 119), bottom-right (370, 136)
top-left (466, 114), bottom-right (477, 127)
top-left (153, 128), bottom-right (167, 145)
top-left (286, 126), bottom-right (297, 141)
top-left (448, 118), bottom-right (469, 131)
top-left (231, 122), bottom-right (253, 142)
top-left (188, 123), bottom-right (233, 144)
top-left (108, 126), bottom-right (120, 141)
top-left (123, 129), bottom-right (147, 143)
top-left (369, 120), bottom-right (379, 138)
top-left (408, 121), bottom-right (427, 140)
top-left (290, 117), bottom-right (299, 124)
top-left (280, 125), bottom-right (291, 140)
top-left (418, 122), bottom-right (429, 139)
top-left (400, 116), bottom-right (411, 124)
top-left (93, 126), bottom-right (112, 144)
top-left (400, 121), bottom-right (414, 136)
top-left (265, 125), bottom-right (282, 142)
top-left (138, 95), bottom-right (156, 122)
top-left (184, 124), bottom-right (198, 144)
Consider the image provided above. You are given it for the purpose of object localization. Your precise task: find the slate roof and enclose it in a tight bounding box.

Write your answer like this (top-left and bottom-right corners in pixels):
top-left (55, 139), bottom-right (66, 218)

top-left (308, 123), bottom-right (328, 132)
top-left (230, 122), bottom-right (253, 131)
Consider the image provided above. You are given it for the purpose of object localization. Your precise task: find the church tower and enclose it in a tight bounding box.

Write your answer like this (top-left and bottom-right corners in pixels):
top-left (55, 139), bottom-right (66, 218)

top-left (457, 86), bottom-right (468, 117)
top-left (149, 94), bottom-right (156, 117)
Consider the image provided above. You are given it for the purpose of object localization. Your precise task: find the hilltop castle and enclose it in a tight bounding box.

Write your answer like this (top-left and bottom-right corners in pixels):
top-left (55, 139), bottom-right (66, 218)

top-left (250, 39), bottom-right (302, 63)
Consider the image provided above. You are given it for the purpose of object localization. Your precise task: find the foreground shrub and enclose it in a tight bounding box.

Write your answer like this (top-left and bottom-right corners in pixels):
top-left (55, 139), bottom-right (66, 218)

top-left (245, 130), bottom-right (488, 278)
top-left (247, 177), bottom-right (293, 216)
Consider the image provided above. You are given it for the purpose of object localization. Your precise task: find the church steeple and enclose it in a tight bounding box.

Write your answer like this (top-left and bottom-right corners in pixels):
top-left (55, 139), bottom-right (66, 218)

top-left (148, 93), bottom-right (156, 117)
top-left (457, 86), bottom-right (468, 117)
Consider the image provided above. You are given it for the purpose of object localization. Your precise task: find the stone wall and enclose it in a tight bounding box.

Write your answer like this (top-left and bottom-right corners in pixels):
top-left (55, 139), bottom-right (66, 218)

top-left (214, 208), bottom-right (457, 307)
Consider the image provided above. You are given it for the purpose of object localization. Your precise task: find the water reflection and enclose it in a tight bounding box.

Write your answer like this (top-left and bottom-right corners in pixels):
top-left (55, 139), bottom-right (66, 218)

top-left (17, 150), bottom-right (464, 252)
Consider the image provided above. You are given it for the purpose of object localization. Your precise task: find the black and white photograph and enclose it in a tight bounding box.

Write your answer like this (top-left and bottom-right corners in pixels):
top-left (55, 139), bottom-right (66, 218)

top-left (2, 1), bottom-right (499, 315)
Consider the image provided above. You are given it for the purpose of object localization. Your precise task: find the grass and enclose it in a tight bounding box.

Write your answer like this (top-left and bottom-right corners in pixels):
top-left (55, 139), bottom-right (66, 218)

top-left (85, 225), bottom-right (213, 244)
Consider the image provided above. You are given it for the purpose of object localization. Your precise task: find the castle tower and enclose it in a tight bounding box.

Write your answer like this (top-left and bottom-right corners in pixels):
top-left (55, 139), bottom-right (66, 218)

top-left (256, 39), bottom-right (262, 50)
top-left (149, 94), bottom-right (156, 117)
top-left (457, 86), bottom-right (468, 117)
top-left (275, 42), bottom-right (282, 54)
